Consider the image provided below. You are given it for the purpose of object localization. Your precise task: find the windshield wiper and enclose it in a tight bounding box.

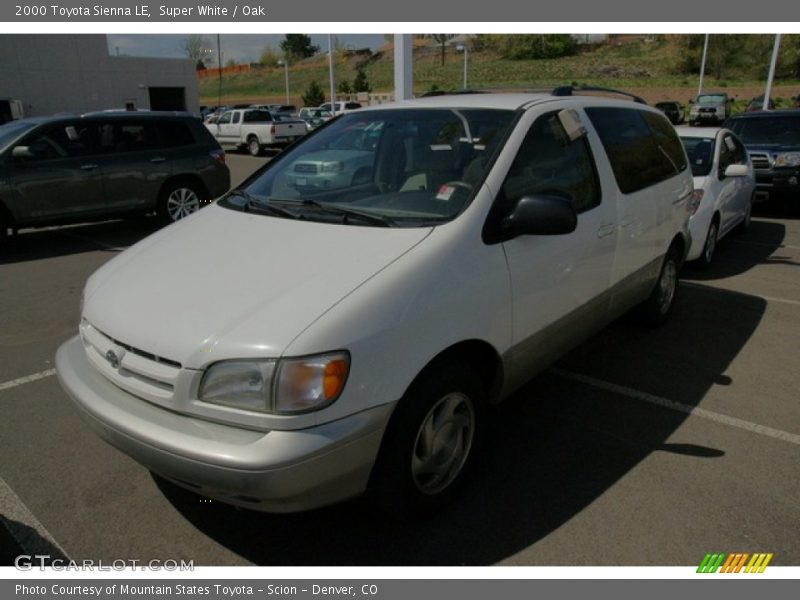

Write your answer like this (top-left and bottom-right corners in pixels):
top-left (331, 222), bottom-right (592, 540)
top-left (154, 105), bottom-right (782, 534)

top-left (300, 199), bottom-right (394, 227)
top-left (228, 190), bottom-right (299, 219)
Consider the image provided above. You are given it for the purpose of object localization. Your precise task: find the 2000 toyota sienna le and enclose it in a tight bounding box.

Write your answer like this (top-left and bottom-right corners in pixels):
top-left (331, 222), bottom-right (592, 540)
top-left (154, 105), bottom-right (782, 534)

top-left (56, 91), bottom-right (693, 516)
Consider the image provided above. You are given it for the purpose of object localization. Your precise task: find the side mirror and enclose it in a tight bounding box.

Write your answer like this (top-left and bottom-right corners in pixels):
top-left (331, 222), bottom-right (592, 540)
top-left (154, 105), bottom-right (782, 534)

top-left (500, 195), bottom-right (578, 239)
top-left (12, 146), bottom-right (34, 159)
top-left (723, 164), bottom-right (749, 178)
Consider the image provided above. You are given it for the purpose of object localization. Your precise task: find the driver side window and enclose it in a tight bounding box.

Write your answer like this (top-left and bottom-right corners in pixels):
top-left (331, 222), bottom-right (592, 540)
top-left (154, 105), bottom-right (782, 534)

top-left (501, 112), bottom-right (601, 214)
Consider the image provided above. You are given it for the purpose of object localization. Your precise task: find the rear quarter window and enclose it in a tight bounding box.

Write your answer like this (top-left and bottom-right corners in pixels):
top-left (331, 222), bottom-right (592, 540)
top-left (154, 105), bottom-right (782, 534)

top-left (157, 120), bottom-right (196, 147)
top-left (585, 107), bottom-right (682, 194)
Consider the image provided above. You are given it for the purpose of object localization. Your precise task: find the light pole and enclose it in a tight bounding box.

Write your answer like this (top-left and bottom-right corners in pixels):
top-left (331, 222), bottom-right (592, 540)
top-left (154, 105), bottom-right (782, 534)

top-left (698, 33), bottom-right (709, 97)
top-left (456, 43), bottom-right (468, 90)
top-left (328, 34), bottom-right (336, 115)
top-left (278, 59), bottom-right (289, 105)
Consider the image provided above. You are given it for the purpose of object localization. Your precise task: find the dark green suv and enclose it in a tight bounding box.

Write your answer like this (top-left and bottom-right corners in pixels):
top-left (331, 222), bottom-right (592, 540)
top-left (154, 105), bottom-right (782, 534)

top-left (0, 112), bottom-right (230, 242)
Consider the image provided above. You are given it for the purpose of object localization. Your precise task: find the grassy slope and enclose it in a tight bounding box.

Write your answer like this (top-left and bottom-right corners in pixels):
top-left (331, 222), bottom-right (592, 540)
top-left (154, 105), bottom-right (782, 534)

top-left (198, 37), bottom-right (800, 107)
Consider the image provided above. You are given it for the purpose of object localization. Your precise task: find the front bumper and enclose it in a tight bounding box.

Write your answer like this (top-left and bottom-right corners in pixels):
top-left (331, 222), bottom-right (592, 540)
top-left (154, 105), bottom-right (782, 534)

top-left (56, 335), bottom-right (394, 512)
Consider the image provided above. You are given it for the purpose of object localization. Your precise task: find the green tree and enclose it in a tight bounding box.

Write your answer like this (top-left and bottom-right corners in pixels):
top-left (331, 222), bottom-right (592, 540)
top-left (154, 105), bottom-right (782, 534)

top-left (302, 80), bottom-right (325, 107)
top-left (260, 44), bottom-right (282, 67)
top-left (498, 34), bottom-right (577, 60)
top-left (182, 34), bottom-right (210, 67)
top-left (353, 69), bottom-right (372, 93)
top-left (337, 80), bottom-right (353, 95)
top-left (281, 34), bottom-right (319, 61)
top-left (430, 34), bottom-right (454, 66)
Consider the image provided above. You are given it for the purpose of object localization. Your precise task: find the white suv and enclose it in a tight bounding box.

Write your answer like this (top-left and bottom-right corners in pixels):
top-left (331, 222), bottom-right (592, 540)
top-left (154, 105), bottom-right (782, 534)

top-left (56, 92), bottom-right (693, 516)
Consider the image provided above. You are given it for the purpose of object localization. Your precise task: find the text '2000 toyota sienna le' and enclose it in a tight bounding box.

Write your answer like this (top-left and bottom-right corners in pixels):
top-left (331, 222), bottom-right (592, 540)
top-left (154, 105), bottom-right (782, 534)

top-left (56, 91), bottom-right (693, 516)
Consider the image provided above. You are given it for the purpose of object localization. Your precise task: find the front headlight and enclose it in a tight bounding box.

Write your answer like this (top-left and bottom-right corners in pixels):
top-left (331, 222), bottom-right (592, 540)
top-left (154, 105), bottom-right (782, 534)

top-left (774, 152), bottom-right (800, 167)
top-left (320, 161), bottom-right (344, 173)
top-left (198, 352), bottom-right (349, 414)
top-left (199, 360), bottom-right (276, 412)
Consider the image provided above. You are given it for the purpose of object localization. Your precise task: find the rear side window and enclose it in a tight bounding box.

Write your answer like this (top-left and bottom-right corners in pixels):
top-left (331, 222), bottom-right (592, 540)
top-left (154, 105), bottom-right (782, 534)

top-left (641, 111), bottom-right (687, 173)
top-left (243, 110), bottom-right (272, 123)
top-left (500, 111), bottom-right (600, 214)
top-left (158, 120), bottom-right (195, 147)
top-left (586, 107), bottom-right (681, 194)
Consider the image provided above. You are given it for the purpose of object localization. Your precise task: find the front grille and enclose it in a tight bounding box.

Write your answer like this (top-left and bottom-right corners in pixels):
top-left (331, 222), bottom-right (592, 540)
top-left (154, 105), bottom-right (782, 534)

top-left (80, 320), bottom-right (181, 401)
top-left (294, 163), bottom-right (318, 173)
top-left (96, 328), bottom-right (181, 368)
top-left (750, 153), bottom-right (772, 171)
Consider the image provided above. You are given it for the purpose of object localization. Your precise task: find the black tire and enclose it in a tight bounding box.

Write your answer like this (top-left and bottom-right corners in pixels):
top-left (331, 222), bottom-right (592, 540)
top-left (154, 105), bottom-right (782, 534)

top-left (694, 218), bottom-right (719, 270)
top-left (639, 246), bottom-right (681, 327)
top-left (0, 211), bottom-right (8, 250)
top-left (369, 359), bottom-right (485, 518)
top-left (158, 180), bottom-right (203, 224)
top-left (247, 136), bottom-right (262, 157)
top-left (736, 196), bottom-right (753, 234)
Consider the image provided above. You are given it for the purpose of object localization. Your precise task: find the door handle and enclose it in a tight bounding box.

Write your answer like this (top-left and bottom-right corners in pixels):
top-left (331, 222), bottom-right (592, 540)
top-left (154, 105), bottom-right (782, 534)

top-left (597, 223), bottom-right (615, 238)
top-left (80, 164), bottom-right (98, 170)
top-left (150, 157), bottom-right (166, 163)
top-left (619, 217), bottom-right (635, 228)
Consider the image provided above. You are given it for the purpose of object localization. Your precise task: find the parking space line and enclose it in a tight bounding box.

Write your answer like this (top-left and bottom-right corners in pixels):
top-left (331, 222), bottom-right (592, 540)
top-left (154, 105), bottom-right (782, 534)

top-left (55, 230), bottom-right (125, 252)
top-left (731, 239), bottom-right (800, 251)
top-left (681, 281), bottom-right (800, 307)
top-left (549, 368), bottom-right (800, 446)
top-left (0, 369), bottom-right (57, 392)
top-left (0, 476), bottom-right (69, 561)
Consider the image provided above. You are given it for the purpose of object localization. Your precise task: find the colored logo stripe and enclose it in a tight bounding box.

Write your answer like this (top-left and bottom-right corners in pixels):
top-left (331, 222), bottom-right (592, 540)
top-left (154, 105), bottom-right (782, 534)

top-left (697, 553), bottom-right (773, 573)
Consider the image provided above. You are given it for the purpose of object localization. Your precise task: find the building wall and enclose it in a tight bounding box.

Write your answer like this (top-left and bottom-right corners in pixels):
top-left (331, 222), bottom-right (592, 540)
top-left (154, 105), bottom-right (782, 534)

top-left (0, 34), bottom-right (199, 117)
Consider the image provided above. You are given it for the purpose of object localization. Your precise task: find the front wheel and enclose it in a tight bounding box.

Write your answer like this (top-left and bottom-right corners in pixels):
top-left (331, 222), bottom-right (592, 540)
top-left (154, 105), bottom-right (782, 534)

top-left (369, 359), bottom-right (484, 518)
top-left (159, 181), bottom-right (202, 224)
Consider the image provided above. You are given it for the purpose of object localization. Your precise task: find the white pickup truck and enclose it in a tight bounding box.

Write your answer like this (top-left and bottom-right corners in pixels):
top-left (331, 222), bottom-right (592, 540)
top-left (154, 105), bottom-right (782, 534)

top-left (205, 109), bottom-right (306, 156)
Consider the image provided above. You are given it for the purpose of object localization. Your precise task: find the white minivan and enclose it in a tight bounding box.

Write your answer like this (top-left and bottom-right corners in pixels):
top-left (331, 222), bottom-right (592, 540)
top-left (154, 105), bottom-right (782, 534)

top-left (57, 92), bottom-right (693, 515)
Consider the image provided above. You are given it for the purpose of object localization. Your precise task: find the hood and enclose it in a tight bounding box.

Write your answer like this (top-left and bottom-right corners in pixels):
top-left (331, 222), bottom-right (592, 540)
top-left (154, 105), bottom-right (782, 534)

top-left (743, 142), bottom-right (800, 154)
top-left (83, 204), bottom-right (432, 368)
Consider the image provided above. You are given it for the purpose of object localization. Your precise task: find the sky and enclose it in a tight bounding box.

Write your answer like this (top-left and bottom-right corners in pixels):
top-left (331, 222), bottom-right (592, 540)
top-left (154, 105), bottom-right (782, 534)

top-left (106, 34), bottom-right (388, 64)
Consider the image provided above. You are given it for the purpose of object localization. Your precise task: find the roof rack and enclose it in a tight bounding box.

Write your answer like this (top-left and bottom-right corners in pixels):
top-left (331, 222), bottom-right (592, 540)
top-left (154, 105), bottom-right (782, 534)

top-left (419, 89), bottom-right (488, 97)
top-left (551, 86), bottom-right (647, 105)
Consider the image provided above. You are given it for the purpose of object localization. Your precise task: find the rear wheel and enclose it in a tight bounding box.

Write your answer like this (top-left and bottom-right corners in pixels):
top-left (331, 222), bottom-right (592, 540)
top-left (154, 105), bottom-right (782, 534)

top-left (736, 196), bottom-right (753, 234)
top-left (639, 247), bottom-right (681, 326)
top-left (0, 212), bottom-right (8, 250)
top-left (247, 136), bottom-right (262, 157)
top-left (158, 181), bottom-right (202, 224)
top-left (369, 359), bottom-right (484, 518)
top-left (696, 219), bottom-right (719, 269)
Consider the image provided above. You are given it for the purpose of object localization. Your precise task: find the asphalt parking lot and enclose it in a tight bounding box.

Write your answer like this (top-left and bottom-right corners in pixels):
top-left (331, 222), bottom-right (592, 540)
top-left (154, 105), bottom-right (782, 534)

top-left (1, 151), bottom-right (799, 566)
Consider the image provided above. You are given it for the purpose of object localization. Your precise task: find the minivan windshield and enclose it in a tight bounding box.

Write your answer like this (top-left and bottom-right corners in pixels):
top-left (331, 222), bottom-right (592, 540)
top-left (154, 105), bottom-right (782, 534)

top-left (727, 116), bottom-right (800, 145)
top-left (222, 108), bottom-right (515, 227)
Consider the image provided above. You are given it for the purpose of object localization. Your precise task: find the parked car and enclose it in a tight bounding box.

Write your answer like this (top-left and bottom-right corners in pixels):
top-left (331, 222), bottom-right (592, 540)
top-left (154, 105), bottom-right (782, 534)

top-left (205, 108), bottom-right (306, 156)
top-left (745, 95), bottom-right (775, 112)
top-left (318, 101), bottom-right (362, 115)
top-left (0, 112), bottom-right (230, 243)
top-left (689, 92), bottom-right (731, 126)
top-left (251, 104), bottom-right (297, 116)
top-left (284, 125), bottom-right (379, 189)
top-left (678, 127), bottom-right (755, 267)
top-left (724, 110), bottom-right (800, 205)
top-left (655, 101), bottom-right (683, 125)
top-left (297, 107), bottom-right (333, 130)
top-left (56, 92), bottom-right (693, 516)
